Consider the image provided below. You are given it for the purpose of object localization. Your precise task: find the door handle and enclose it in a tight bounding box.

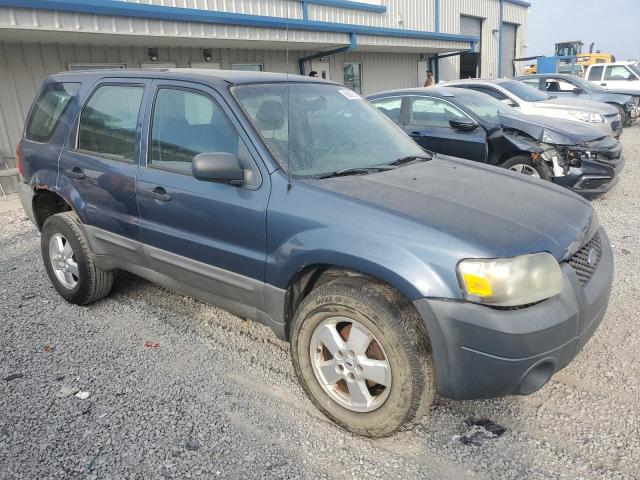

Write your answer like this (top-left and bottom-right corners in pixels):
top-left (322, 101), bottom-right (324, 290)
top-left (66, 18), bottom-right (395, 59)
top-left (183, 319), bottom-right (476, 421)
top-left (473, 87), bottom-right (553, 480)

top-left (601, 83), bottom-right (607, 86)
top-left (410, 131), bottom-right (422, 136)
top-left (141, 186), bottom-right (171, 202)
top-left (65, 167), bottom-right (85, 180)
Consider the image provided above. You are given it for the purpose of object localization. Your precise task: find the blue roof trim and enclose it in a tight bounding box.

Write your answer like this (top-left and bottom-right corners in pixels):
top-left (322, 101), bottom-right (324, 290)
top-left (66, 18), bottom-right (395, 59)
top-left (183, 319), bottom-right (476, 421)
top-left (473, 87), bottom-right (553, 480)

top-left (306, 0), bottom-right (386, 13)
top-left (504, 0), bottom-right (531, 7)
top-left (0, 0), bottom-right (478, 43)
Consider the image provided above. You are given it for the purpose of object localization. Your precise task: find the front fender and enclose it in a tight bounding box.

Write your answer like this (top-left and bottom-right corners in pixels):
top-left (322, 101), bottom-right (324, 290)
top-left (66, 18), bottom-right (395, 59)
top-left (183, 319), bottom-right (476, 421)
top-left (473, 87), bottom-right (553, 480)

top-left (488, 129), bottom-right (542, 165)
top-left (266, 227), bottom-right (460, 301)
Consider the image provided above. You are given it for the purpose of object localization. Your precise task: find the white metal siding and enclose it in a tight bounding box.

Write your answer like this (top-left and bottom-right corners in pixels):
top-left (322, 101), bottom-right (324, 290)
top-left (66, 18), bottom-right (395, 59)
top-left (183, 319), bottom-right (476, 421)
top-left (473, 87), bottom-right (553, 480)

top-left (503, 1), bottom-right (527, 75)
top-left (460, 15), bottom-right (481, 38)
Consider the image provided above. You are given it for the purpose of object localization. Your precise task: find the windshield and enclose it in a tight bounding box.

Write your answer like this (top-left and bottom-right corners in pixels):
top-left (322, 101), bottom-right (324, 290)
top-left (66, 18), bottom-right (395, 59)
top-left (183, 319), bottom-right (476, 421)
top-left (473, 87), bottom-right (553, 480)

top-left (499, 80), bottom-right (550, 101)
top-left (449, 89), bottom-right (521, 124)
top-left (629, 63), bottom-right (640, 77)
top-left (232, 83), bottom-right (425, 177)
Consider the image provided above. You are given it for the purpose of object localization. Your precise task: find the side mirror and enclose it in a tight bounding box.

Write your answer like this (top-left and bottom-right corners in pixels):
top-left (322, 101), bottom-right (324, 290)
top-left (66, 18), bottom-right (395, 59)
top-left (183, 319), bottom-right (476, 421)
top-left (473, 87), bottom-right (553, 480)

top-left (573, 87), bottom-right (584, 94)
top-left (449, 119), bottom-right (478, 131)
top-left (192, 152), bottom-right (246, 185)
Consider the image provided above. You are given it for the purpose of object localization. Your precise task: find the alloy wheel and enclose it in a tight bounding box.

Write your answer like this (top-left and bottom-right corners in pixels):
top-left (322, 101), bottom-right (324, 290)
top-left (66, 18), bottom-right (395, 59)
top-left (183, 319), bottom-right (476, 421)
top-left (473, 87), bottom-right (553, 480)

top-left (509, 163), bottom-right (541, 178)
top-left (48, 233), bottom-right (79, 289)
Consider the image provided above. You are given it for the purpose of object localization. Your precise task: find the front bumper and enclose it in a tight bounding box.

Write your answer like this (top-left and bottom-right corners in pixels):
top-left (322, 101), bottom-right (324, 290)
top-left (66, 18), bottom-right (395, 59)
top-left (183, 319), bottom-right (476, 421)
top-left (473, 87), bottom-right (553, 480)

top-left (414, 228), bottom-right (613, 400)
top-left (554, 153), bottom-right (625, 198)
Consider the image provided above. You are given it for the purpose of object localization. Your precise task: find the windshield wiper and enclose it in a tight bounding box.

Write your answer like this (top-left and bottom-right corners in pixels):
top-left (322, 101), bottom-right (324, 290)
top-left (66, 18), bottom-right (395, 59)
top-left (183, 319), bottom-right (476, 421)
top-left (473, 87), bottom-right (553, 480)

top-left (385, 154), bottom-right (433, 167)
top-left (315, 165), bottom-right (396, 179)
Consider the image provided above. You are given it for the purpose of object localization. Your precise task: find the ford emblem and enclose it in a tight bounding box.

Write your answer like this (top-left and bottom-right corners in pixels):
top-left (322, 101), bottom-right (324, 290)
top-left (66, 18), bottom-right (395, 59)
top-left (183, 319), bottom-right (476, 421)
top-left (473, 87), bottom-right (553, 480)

top-left (587, 248), bottom-right (598, 267)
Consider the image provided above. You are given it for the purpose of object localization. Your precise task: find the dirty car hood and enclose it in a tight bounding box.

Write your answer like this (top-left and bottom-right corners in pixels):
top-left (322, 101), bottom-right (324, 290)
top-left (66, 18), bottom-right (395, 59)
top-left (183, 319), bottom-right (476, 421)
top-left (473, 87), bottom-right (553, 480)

top-left (309, 157), bottom-right (596, 261)
top-left (498, 113), bottom-right (605, 145)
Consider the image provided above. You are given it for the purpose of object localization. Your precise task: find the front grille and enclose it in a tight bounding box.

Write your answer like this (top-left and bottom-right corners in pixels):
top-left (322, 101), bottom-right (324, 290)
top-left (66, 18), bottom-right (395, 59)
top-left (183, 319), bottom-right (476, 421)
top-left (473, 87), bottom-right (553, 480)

top-left (568, 233), bottom-right (602, 286)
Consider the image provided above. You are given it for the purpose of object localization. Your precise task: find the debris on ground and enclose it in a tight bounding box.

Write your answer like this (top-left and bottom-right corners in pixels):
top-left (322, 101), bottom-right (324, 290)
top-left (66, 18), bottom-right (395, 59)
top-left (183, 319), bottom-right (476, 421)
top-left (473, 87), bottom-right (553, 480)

top-left (457, 418), bottom-right (506, 446)
top-left (185, 440), bottom-right (200, 451)
top-left (56, 386), bottom-right (79, 398)
top-left (86, 448), bottom-right (101, 471)
top-left (144, 341), bottom-right (160, 349)
top-left (3, 373), bottom-right (24, 381)
top-left (43, 345), bottom-right (55, 352)
top-left (75, 391), bottom-right (91, 400)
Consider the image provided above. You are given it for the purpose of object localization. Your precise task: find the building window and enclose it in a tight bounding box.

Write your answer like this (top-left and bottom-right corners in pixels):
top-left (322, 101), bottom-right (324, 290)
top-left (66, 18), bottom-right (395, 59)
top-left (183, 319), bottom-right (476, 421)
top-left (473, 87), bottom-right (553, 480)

top-left (343, 62), bottom-right (362, 94)
top-left (231, 63), bottom-right (264, 72)
top-left (68, 63), bottom-right (126, 71)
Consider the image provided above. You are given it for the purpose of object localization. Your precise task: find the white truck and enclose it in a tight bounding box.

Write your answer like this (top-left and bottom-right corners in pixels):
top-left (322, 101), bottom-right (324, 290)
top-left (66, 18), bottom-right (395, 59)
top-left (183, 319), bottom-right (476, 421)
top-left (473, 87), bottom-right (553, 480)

top-left (585, 62), bottom-right (640, 92)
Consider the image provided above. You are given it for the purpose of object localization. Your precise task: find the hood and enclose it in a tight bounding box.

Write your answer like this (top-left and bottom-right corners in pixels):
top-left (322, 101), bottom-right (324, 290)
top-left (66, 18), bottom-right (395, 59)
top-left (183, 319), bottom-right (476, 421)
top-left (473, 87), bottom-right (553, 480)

top-left (498, 113), bottom-right (605, 145)
top-left (309, 157), bottom-right (596, 261)
top-left (600, 90), bottom-right (638, 102)
top-left (539, 97), bottom-right (619, 115)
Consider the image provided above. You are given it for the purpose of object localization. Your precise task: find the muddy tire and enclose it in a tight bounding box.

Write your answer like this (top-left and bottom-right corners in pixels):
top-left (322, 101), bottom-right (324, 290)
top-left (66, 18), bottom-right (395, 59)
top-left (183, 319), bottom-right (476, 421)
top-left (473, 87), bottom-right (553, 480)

top-left (501, 154), bottom-right (553, 181)
top-left (41, 211), bottom-right (113, 305)
top-left (290, 276), bottom-right (436, 437)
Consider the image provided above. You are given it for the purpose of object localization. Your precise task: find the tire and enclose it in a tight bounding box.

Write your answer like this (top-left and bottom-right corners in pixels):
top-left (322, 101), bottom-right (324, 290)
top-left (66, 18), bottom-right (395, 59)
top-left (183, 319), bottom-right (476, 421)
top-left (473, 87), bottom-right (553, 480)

top-left (611, 103), bottom-right (627, 126)
top-left (41, 211), bottom-right (113, 305)
top-left (501, 154), bottom-right (552, 181)
top-left (290, 276), bottom-right (436, 437)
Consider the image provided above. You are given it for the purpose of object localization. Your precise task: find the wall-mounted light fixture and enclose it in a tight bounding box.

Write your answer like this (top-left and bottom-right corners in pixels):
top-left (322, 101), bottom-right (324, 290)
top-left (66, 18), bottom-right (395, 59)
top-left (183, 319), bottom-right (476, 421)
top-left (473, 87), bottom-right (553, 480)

top-left (148, 48), bottom-right (158, 62)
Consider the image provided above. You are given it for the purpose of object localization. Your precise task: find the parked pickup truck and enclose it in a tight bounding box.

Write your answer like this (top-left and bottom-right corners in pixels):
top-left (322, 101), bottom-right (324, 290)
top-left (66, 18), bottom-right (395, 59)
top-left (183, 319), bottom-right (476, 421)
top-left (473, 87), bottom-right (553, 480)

top-left (17, 70), bottom-right (613, 437)
top-left (585, 62), bottom-right (640, 93)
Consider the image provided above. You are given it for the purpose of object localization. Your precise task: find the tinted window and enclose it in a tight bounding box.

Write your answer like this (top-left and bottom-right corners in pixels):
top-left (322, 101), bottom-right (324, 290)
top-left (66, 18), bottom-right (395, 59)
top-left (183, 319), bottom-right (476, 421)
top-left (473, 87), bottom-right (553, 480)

top-left (77, 85), bottom-right (144, 162)
top-left (588, 65), bottom-right (604, 81)
top-left (371, 97), bottom-right (403, 123)
top-left (604, 66), bottom-right (634, 80)
top-left (410, 97), bottom-right (467, 127)
top-left (26, 82), bottom-right (80, 142)
top-left (150, 88), bottom-right (240, 174)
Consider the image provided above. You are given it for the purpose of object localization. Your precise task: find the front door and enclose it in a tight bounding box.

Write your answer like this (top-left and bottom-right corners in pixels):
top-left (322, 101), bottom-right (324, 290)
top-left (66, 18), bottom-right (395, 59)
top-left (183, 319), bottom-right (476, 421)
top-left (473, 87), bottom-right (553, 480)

top-left (601, 65), bottom-right (640, 90)
top-left (404, 96), bottom-right (487, 161)
top-left (59, 80), bottom-right (149, 240)
top-left (136, 81), bottom-right (270, 299)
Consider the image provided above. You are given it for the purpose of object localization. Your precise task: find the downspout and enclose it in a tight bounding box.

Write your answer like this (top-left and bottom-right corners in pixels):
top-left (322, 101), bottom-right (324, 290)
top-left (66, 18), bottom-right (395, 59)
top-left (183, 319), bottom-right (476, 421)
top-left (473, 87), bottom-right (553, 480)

top-left (498, 0), bottom-right (504, 77)
top-left (432, 0), bottom-right (440, 82)
top-left (298, 32), bottom-right (356, 75)
top-left (301, 0), bottom-right (308, 20)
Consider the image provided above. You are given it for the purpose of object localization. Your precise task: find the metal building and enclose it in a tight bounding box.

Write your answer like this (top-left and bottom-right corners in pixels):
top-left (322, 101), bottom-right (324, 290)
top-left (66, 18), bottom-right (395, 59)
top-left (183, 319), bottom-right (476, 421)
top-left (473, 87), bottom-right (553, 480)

top-left (0, 0), bottom-right (530, 192)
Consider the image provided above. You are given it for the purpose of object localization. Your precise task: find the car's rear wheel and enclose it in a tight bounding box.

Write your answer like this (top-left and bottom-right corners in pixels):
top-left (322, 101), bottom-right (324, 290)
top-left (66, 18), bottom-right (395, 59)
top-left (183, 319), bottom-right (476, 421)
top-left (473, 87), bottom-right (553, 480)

top-left (41, 211), bottom-right (113, 305)
top-left (290, 277), bottom-right (435, 437)
top-left (611, 103), bottom-right (627, 126)
top-left (501, 155), bottom-right (552, 181)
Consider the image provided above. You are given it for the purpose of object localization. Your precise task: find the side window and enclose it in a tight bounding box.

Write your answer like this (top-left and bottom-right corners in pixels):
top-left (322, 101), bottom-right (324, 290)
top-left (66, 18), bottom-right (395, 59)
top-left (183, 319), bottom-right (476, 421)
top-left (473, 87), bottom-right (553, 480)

top-left (77, 85), bottom-right (144, 162)
top-left (26, 82), bottom-right (81, 142)
top-left (410, 97), bottom-right (467, 127)
top-left (604, 66), bottom-right (633, 81)
top-left (150, 88), bottom-right (240, 174)
top-left (371, 97), bottom-right (403, 123)
top-left (588, 65), bottom-right (604, 81)
top-left (520, 79), bottom-right (540, 90)
top-left (469, 86), bottom-right (508, 101)
top-left (546, 78), bottom-right (576, 92)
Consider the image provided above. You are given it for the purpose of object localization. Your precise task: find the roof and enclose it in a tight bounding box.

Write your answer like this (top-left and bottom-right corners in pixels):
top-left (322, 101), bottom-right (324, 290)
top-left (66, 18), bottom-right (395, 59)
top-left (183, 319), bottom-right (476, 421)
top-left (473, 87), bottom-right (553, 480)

top-left (49, 68), bottom-right (333, 86)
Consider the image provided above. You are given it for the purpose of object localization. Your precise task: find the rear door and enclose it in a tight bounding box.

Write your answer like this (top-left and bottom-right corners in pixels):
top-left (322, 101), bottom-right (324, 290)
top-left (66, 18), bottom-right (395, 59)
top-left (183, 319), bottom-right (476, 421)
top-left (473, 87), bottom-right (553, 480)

top-left (59, 80), bottom-right (149, 240)
top-left (136, 80), bottom-right (270, 301)
top-left (404, 96), bottom-right (487, 161)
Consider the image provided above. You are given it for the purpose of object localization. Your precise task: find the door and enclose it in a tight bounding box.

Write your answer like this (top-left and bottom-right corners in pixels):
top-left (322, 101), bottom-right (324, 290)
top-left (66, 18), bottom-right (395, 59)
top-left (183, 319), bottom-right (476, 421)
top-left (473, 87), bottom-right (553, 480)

top-left (601, 65), bottom-right (640, 90)
top-left (136, 81), bottom-right (270, 293)
top-left (59, 81), bottom-right (149, 239)
top-left (404, 96), bottom-right (487, 161)
top-left (311, 61), bottom-right (331, 80)
top-left (501, 23), bottom-right (517, 77)
top-left (460, 16), bottom-right (482, 78)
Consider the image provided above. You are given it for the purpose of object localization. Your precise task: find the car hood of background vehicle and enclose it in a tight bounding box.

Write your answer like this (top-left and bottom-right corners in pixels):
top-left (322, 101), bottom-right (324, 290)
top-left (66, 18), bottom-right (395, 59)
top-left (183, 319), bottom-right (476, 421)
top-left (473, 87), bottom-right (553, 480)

top-left (539, 97), bottom-right (619, 115)
top-left (602, 89), bottom-right (639, 99)
top-left (309, 156), bottom-right (596, 261)
top-left (498, 112), bottom-right (605, 145)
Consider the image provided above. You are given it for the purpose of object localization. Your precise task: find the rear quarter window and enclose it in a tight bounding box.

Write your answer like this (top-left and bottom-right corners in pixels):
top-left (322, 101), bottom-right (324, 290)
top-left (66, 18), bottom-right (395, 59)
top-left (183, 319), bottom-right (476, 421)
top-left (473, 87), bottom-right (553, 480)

top-left (25, 82), bottom-right (81, 142)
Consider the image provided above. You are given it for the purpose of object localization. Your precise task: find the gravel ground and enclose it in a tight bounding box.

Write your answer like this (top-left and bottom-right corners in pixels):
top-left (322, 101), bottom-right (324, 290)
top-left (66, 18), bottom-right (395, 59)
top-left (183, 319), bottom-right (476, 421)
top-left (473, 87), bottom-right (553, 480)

top-left (1, 126), bottom-right (639, 480)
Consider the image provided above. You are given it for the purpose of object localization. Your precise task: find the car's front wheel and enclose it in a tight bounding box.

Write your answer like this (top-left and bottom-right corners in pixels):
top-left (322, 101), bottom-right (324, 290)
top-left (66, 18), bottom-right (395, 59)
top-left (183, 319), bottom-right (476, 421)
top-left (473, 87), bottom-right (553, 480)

top-left (290, 277), bottom-right (435, 437)
top-left (41, 211), bottom-right (113, 305)
top-left (501, 154), bottom-right (552, 181)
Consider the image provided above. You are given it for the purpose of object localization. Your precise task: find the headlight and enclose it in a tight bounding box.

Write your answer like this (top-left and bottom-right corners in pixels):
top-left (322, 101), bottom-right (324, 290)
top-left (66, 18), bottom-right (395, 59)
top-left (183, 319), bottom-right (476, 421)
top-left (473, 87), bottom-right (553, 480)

top-left (457, 252), bottom-right (563, 307)
top-left (568, 110), bottom-right (604, 123)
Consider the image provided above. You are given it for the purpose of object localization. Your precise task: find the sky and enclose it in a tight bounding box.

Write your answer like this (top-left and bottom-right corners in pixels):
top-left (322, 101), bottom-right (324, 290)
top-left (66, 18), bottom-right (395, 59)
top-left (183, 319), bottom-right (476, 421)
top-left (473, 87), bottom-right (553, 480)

top-left (525, 0), bottom-right (640, 61)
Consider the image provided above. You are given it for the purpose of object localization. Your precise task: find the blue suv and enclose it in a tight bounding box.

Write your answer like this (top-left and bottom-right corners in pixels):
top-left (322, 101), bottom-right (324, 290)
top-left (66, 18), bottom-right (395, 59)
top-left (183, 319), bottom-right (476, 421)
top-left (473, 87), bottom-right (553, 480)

top-left (17, 70), bottom-right (613, 437)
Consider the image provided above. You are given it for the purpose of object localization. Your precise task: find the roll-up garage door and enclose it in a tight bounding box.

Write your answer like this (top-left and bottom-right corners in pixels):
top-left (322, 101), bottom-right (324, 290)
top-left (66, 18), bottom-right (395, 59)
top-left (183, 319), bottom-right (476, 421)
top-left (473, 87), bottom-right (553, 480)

top-left (460, 16), bottom-right (481, 39)
top-left (501, 23), bottom-right (517, 77)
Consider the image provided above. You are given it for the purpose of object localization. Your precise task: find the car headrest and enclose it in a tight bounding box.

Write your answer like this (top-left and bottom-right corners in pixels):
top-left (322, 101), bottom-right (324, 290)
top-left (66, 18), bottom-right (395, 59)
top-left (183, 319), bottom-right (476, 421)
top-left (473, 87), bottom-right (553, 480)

top-left (255, 100), bottom-right (286, 131)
